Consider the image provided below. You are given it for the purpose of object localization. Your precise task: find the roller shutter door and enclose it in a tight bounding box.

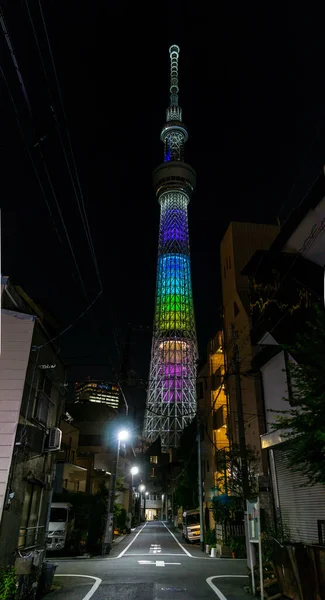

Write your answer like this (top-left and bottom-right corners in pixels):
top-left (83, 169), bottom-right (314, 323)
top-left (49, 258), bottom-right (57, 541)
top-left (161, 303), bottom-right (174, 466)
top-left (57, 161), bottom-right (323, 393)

top-left (274, 448), bottom-right (325, 544)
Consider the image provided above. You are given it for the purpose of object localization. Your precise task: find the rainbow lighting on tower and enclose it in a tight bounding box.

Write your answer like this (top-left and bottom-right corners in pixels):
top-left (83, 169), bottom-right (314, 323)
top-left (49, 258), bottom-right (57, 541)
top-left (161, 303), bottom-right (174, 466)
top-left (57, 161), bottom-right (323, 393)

top-left (143, 45), bottom-right (198, 451)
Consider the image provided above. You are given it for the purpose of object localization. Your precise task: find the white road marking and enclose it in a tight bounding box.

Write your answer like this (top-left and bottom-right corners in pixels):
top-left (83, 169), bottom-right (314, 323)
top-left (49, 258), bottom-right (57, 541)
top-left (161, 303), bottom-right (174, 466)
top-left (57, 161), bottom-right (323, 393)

top-left (206, 575), bottom-right (248, 600)
top-left (125, 553), bottom-right (185, 556)
top-left (54, 574), bottom-right (102, 600)
top-left (162, 521), bottom-right (192, 557)
top-left (116, 521), bottom-right (148, 558)
top-left (138, 560), bottom-right (181, 567)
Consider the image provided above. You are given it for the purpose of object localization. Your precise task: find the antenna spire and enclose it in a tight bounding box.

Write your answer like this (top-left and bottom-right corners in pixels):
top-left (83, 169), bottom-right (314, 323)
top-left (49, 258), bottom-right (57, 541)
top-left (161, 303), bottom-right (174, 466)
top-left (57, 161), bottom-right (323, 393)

top-left (166, 45), bottom-right (182, 123)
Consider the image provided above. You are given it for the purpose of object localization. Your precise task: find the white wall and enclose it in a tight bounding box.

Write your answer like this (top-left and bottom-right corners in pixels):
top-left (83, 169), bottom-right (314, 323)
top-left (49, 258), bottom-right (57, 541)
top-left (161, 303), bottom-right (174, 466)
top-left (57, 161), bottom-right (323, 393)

top-left (283, 195), bottom-right (325, 266)
top-left (260, 351), bottom-right (289, 431)
top-left (0, 310), bottom-right (35, 521)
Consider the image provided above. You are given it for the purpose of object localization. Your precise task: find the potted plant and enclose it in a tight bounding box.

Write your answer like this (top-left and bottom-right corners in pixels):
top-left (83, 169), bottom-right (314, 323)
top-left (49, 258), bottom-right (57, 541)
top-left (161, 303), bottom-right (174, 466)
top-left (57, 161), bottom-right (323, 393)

top-left (229, 537), bottom-right (240, 558)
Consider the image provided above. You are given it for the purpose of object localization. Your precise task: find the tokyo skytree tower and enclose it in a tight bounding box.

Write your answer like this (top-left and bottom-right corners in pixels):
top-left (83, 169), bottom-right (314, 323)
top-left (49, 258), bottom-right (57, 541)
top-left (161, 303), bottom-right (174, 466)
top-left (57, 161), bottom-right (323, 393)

top-left (143, 45), bottom-right (198, 451)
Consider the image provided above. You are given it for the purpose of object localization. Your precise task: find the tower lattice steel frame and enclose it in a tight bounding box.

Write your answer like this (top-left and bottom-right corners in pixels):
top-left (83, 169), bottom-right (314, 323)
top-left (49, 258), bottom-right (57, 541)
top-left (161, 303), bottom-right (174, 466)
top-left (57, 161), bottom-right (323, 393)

top-left (143, 45), bottom-right (198, 451)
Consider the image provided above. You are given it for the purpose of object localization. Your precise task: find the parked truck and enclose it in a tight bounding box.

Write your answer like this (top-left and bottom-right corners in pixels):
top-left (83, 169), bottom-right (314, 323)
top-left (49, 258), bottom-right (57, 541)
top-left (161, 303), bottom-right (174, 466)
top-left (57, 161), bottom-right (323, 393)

top-left (47, 502), bottom-right (75, 552)
top-left (182, 508), bottom-right (200, 543)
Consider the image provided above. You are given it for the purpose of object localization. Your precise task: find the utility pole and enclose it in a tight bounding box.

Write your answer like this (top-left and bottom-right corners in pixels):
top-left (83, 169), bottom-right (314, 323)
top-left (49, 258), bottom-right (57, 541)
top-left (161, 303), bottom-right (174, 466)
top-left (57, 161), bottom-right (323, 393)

top-left (197, 419), bottom-right (205, 553)
top-left (231, 324), bottom-right (250, 501)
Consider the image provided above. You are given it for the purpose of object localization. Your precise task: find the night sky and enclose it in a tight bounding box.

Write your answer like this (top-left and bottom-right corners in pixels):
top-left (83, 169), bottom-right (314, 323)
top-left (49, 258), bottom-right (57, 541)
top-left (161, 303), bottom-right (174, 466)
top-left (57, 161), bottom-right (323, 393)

top-left (2, 3), bottom-right (325, 386)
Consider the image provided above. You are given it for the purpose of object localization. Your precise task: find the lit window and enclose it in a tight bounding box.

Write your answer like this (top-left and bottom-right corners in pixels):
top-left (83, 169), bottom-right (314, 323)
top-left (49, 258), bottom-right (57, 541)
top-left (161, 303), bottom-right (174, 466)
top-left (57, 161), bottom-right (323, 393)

top-left (150, 456), bottom-right (158, 464)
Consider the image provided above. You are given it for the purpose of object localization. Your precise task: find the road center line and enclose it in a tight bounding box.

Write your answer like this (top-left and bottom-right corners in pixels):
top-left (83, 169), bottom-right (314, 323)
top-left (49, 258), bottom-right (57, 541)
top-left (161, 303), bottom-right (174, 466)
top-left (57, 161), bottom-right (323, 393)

top-left (162, 521), bottom-right (192, 557)
top-left (54, 574), bottom-right (102, 600)
top-left (206, 575), bottom-right (248, 600)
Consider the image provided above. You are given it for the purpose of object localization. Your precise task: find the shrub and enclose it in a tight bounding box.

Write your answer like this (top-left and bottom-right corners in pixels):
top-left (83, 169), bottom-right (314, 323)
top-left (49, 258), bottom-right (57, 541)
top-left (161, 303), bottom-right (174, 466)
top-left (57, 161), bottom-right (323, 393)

top-left (0, 566), bottom-right (16, 600)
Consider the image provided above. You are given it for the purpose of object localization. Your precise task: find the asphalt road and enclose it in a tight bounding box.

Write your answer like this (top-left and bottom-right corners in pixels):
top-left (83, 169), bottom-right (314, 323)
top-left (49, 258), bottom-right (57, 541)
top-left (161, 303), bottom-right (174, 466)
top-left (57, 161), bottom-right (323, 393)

top-left (48, 521), bottom-right (254, 600)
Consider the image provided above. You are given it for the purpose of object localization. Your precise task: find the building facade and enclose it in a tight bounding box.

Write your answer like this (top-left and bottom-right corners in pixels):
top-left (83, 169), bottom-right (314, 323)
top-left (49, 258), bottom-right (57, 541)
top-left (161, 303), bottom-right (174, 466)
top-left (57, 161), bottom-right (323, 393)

top-left (54, 414), bottom-right (87, 494)
top-left (0, 278), bottom-right (65, 584)
top-left (197, 332), bottom-right (229, 531)
top-left (243, 170), bottom-right (325, 544)
top-left (143, 45), bottom-right (198, 451)
top-left (220, 222), bottom-right (279, 468)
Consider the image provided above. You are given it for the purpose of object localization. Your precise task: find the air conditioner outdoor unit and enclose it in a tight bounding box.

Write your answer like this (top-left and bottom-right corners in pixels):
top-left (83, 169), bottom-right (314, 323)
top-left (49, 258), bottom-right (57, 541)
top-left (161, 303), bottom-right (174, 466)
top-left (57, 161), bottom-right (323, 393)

top-left (47, 427), bottom-right (62, 451)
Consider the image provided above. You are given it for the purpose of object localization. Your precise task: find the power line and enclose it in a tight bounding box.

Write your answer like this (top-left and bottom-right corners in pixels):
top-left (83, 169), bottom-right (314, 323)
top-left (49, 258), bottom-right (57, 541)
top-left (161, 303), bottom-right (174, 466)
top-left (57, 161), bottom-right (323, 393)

top-left (33, 289), bottom-right (103, 350)
top-left (0, 9), bottom-right (90, 303)
top-left (25, 0), bottom-right (102, 292)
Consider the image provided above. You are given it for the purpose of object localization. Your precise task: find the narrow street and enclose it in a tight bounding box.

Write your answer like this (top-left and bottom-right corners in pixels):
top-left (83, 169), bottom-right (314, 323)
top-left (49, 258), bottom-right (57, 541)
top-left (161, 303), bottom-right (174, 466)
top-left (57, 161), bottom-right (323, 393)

top-left (48, 521), bottom-right (251, 600)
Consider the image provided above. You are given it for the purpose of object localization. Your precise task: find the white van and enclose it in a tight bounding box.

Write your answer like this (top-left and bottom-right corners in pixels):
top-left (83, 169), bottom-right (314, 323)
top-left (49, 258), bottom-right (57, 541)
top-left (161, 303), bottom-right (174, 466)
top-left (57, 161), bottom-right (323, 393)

top-left (182, 509), bottom-right (200, 543)
top-left (47, 502), bottom-right (75, 551)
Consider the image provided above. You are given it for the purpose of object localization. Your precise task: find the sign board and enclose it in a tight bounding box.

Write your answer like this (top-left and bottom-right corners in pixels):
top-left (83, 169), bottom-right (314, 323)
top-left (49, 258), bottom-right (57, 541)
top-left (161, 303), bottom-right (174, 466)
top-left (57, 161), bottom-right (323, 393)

top-left (246, 497), bottom-right (263, 599)
top-left (247, 498), bottom-right (260, 542)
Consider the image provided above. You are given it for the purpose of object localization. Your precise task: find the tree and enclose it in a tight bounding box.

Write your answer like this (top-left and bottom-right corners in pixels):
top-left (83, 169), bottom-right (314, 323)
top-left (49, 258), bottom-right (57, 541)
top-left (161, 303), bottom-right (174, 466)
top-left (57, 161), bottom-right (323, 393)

top-left (270, 305), bottom-right (325, 486)
top-left (216, 444), bottom-right (259, 499)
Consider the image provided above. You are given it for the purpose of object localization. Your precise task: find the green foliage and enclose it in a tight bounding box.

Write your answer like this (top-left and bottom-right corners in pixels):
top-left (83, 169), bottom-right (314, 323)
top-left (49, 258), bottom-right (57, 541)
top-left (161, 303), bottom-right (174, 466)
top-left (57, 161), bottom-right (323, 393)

top-left (261, 518), bottom-right (291, 563)
top-left (270, 305), bottom-right (325, 486)
top-left (216, 444), bottom-right (259, 500)
top-left (229, 535), bottom-right (246, 557)
top-left (205, 528), bottom-right (216, 546)
top-left (211, 494), bottom-right (243, 524)
top-left (0, 566), bottom-right (16, 600)
top-left (114, 503), bottom-right (127, 533)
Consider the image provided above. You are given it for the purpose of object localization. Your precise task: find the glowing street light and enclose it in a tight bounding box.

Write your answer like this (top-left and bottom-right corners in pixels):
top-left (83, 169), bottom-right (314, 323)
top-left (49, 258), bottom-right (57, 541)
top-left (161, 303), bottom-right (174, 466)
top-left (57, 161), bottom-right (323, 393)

top-left (118, 430), bottom-right (129, 441)
top-left (139, 484), bottom-right (146, 493)
top-left (130, 466), bottom-right (139, 476)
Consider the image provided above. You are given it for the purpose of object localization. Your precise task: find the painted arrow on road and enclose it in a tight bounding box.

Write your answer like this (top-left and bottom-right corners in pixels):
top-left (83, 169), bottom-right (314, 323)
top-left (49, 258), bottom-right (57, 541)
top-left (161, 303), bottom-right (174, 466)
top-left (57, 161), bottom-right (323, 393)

top-left (138, 560), bottom-right (181, 567)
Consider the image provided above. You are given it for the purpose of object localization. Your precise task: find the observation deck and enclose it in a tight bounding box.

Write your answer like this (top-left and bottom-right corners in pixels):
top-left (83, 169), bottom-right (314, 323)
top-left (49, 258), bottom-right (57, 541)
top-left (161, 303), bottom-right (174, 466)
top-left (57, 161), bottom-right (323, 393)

top-left (153, 161), bottom-right (197, 200)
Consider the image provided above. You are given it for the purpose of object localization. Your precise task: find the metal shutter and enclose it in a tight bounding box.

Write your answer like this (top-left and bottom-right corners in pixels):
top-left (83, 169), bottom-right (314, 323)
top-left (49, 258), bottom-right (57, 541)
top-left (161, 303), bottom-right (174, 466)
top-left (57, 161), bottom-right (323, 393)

top-left (274, 449), bottom-right (325, 544)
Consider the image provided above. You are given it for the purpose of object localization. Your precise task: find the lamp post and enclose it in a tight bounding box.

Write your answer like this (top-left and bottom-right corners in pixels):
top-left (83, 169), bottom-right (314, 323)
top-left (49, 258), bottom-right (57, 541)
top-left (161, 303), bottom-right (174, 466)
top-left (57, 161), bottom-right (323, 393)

top-left (139, 484), bottom-right (146, 522)
top-left (130, 466), bottom-right (139, 515)
top-left (104, 429), bottom-right (129, 554)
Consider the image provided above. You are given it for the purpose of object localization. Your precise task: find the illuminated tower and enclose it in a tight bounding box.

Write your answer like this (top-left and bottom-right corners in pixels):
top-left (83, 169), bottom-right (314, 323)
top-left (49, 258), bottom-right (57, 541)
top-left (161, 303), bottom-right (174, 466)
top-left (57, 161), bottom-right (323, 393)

top-left (143, 45), bottom-right (198, 451)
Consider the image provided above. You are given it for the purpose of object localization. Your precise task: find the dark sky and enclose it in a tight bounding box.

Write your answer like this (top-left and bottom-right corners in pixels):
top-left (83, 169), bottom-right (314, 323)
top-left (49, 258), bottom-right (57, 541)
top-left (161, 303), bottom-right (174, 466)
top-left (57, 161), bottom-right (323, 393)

top-left (2, 2), bottom-right (325, 384)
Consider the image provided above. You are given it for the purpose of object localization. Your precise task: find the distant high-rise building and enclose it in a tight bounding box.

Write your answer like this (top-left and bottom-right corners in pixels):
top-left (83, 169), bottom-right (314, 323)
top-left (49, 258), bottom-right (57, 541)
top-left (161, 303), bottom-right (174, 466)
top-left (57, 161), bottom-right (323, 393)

top-left (143, 45), bottom-right (198, 451)
top-left (75, 380), bottom-right (119, 409)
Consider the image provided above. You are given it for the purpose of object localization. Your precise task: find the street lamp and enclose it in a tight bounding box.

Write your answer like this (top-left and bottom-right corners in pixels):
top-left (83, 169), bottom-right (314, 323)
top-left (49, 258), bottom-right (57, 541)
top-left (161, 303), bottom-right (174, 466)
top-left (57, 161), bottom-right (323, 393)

top-left (104, 429), bottom-right (129, 554)
top-left (139, 484), bottom-right (146, 522)
top-left (130, 466), bottom-right (139, 515)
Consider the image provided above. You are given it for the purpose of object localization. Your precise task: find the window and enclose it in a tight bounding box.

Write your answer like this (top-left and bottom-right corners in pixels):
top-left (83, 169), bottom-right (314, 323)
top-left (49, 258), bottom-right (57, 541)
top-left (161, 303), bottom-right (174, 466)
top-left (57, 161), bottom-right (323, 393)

top-left (151, 468), bottom-right (155, 477)
top-left (150, 456), bottom-right (158, 464)
top-left (18, 483), bottom-right (43, 549)
top-left (34, 372), bottom-right (53, 426)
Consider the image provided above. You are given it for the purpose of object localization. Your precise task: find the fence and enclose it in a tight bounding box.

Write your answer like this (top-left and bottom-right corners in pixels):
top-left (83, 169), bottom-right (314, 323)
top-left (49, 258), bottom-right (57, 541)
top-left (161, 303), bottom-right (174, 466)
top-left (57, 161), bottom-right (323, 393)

top-left (216, 521), bottom-right (245, 544)
top-left (273, 543), bottom-right (325, 599)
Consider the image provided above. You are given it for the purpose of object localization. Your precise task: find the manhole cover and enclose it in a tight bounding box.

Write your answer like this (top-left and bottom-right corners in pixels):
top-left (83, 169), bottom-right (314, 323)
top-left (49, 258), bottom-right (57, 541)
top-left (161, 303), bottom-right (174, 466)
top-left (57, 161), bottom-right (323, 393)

top-left (160, 588), bottom-right (187, 592)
